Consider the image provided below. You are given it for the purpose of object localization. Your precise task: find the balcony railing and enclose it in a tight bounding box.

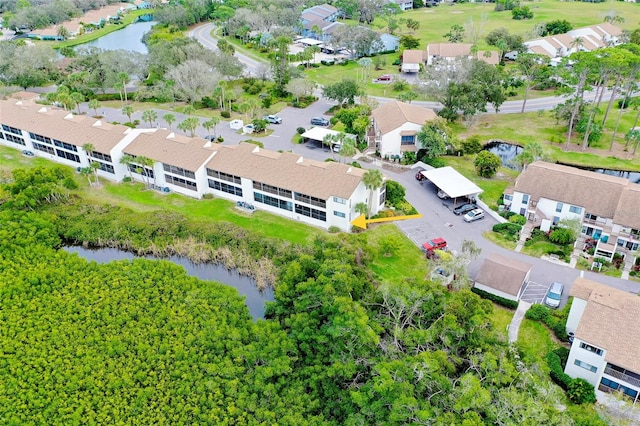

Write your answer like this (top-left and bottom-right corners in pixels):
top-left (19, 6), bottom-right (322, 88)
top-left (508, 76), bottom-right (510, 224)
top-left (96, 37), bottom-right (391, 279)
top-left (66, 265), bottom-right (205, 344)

top-left (604, 366), bottom-right (640, 388)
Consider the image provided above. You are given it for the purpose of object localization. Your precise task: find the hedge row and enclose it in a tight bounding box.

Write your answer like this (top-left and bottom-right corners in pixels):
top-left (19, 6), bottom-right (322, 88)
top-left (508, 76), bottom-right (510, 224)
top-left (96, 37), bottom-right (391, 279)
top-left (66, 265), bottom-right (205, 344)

top-left (546, 348), bottom-right (596, 404)
top-left (471, 287), bottom-right (519, 309)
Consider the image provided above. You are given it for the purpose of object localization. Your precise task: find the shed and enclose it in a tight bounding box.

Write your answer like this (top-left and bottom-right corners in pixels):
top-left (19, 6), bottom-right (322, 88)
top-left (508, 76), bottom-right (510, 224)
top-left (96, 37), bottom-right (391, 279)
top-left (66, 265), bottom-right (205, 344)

top-left (420, 166), bottom-right (482, 202)
top-left (474, 253), bottom-right (532, 302)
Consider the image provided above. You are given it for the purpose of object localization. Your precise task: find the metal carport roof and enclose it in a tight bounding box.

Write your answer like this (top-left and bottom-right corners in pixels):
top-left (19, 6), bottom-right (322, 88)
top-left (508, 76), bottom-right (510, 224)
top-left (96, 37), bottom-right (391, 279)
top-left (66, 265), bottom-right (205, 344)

top-left (420, 166), bottom-right (483, 198)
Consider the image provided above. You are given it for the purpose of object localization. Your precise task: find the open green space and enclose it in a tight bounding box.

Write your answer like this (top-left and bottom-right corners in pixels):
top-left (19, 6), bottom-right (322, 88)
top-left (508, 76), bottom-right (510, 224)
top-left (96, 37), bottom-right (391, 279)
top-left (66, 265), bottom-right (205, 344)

top-left (372, 0), bottom-right (640, 49)
top-left (490, 304), bottom-right (514, 341)
top-left (517, 318), bottom-right (559, 371)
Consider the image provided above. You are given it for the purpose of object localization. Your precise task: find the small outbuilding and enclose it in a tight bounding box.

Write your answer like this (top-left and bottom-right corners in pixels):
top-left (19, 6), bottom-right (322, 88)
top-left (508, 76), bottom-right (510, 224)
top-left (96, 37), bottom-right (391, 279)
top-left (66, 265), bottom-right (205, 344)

top-left (229, 119), bottom-right (244, 130)
top-left (474, 253), bottom-right (533, 302)
top-left (301, 127), bottom-right (356, 147)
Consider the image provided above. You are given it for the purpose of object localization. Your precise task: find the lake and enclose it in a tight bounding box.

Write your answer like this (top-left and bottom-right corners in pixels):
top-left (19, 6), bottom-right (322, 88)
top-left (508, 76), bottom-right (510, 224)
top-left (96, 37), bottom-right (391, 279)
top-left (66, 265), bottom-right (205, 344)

top-left (78, 20), bottom-right (155, 53)
top-left (485, 141), bottom-right (523, 170)
top-left (64, 246), bottom-right (274, 320)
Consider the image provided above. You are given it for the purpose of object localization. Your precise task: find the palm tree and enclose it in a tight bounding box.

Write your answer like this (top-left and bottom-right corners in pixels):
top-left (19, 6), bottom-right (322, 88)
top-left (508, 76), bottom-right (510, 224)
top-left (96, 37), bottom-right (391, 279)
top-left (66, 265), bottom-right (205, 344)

top-left (117, 72), bottom-right (129, 103)
top-left (56, 25), bottom-right (70, 40)
top-left (355, 202), bottom-right (368, 217)
top-left (183, 105), bottom-right (195, 116)
top-left (122, 105), bottom-right (134, 123)
top-left (79, 167), bottom-right (93, 185)
top-left (88, 99), bottom-right (101, 117)
top-left (204, 117), bottom-right (220, 137)
top-left (70, 92), bottom-right (85, 114)
top-left (163, 113), bottom-right (176, 131)
top-left (362, 168), bottom-right (384, 218)
top-left (82, 143), bottom-right (95, 163)
top-left (178, 117), bottom-right (200, 137)
top-left (90, 161), bottom-right (100, 184)
top-left (202, 119), bottom-right (216, 139)
top-left (142, 109), bottom-right (158, 128)
top-left (119, 154), bottom-right (135, 181)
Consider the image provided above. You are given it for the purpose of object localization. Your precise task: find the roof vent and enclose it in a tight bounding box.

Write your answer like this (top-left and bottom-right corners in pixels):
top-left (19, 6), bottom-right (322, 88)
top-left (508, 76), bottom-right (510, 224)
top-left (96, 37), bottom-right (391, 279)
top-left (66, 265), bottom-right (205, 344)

top-left (64, 113), bottom-right (74, 120)
top-left (252, 145), bottom-right (260, 153)
top-left (167, 132), bottom-right (175, 139)
top-left (296, 156), bottom-right (304, 164)
top-left (15, 101), bottom-right (23, 106)
top-left (92, 120), bottom-right (102, 127)
top-left (347, 167), bottom-right (352, 173)
top-left (38, 107), bottom-right (48, 113)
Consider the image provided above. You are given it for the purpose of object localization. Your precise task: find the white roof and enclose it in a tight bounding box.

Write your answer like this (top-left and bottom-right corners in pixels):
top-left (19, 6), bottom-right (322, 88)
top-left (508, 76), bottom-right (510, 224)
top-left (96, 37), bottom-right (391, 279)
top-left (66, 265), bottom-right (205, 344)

top-left (298, 38), bottom-right (323, 46)
top-left (421, 166), bottom-right (483, 198)
top-left (301, 127), bottom-right (356, 142)
top-left (401, 63), bottom-right (420, 72)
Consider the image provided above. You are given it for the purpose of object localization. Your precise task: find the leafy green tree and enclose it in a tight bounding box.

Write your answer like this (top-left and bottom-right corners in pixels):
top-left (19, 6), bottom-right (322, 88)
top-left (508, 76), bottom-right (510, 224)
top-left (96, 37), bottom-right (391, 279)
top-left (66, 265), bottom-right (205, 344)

top-left (474, 151), bottom-right (502, 178)
top-left (444, 24), bottom-right (465, 43)
top-left (384, 180), bottom-right (405, 206)
top-left (486, 28), bottom-right (524, 62)
top-left (399, 34), bottom-right (420, 50)
top-left (542, 19), bottom-right (572, 36)
top-left (323, 79), bottom-right (362, 106)
top-left (511, 6), bottom-right (533, 20)
top-left (417, 117), bottom-right (452, 158)
top-left (217, 37), bottom-right (235, 55)
top-left (514, 53), bottom-right (549, 113)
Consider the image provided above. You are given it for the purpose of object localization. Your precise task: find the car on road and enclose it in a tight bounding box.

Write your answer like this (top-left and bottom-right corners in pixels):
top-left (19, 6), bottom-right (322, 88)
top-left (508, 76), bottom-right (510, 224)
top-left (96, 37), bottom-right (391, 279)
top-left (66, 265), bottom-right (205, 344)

top-left (204, 134), bottom-right (217, 141)
top-left (262, 114), bottom-right (282, 124)
top-left (310, 117), bottom-right (330, 126)
top-left (545, 281), bottom-right (564, 308)
top-left (453, 203), bottom-right (477, 216)
top-left (463, 209), bottom-right (485, 222)
top-left (332, 143), bottom-right (341, 153)
top-left (421, 237), bottom-right (447, 252)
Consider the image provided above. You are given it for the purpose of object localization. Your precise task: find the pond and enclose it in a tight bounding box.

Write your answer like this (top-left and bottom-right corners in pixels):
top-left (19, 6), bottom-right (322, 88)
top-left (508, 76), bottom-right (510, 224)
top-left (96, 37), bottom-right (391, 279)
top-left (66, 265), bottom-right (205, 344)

top-left (484, 141), bottom-right (523, 170)
top-left (77, 20), bottom-right (155, 53)
top-left (64, 246), bottom-right (274, 320)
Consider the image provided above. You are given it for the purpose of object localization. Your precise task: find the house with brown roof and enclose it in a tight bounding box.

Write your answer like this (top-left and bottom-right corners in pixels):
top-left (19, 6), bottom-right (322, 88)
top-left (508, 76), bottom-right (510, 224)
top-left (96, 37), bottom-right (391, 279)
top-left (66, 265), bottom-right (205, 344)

top-left (564, 277), bottom-right (640, 404)
top-left (473, 253), bottom-right (532, 302)
top-left (0, 98), bottom-right (383, 232)
top-left (401, 49), bottom-right (426, 73)
top-left (370, 101), bottom-right (437, 159)
top-left (504, 161), bottom-right (640, 263)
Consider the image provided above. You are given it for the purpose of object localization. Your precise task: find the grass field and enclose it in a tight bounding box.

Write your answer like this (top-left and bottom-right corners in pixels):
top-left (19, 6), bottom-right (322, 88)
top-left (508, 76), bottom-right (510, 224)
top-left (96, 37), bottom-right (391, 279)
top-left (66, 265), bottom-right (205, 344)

top-left (373, 0), bottom-right (640, 49)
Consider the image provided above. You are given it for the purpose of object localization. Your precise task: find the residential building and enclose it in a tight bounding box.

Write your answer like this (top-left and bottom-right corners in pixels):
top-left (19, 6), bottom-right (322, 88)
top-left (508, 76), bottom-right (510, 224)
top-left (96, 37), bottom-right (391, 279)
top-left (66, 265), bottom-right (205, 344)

top-left (369, 101), bottom-right (437, 158)
top-left (300, 4), bottom-right (341, 40)
top-left (473, 253), bottom-right (532, 301)
top-left (0, 97), bottom-right (384, 232)
top-left (388, 0), bottom-right (414, 11)
top-left (565, 277), bottom-right (640, 404)
top-left (425, 43), bottom-right (498, 66)
top-left (522, 23), bottom-right (622, 61)
top-left (504, 161), bottom-right (640, 262)
top-left (401, 49), bottom-right (427, 73)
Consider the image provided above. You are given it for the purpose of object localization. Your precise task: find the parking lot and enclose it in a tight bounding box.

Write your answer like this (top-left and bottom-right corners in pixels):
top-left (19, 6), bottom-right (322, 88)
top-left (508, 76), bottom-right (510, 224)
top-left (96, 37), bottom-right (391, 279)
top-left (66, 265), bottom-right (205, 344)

top-left (520, 281), bottom-right (550, 304)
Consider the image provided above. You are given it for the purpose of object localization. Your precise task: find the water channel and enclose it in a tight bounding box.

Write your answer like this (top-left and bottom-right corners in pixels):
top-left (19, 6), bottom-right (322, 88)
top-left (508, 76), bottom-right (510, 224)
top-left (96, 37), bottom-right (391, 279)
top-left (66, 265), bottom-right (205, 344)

top-left (76, 20), bottom-right (155, 53)
top-left (486, 142), bottom-right (640, 183)
top-left (64, 246), bottom-right (274, 320)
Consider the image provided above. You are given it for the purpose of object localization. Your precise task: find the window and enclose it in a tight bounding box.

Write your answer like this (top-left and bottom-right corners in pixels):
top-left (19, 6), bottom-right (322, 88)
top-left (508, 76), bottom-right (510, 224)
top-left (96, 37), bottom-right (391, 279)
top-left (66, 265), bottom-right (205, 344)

top-left (569, 205), bottom-right (582, 214)
top-left (163, 163), bottom-right (196, 180)
top-left (254, 192), bottom-right (292, 211)
top-left (29, 132), bottom-right (51, 144)
top-left (556, 202), bottom-right (563, 213)
top-left (295, 204), bottom-right (326, 221)
top-left (333, 196), bottom-right (346, 205)
top-left (0, 132), bottom-right (3, 139)
top-left (207, 168), bottom-right (242, 185)
top-left (53, 139), bottom-right (77, 152)
top-left (96, 162), bottom-right (114, 174)
top-left (90, 151), bottom-right (112, 163)
top-left (400, 135), bottom-right (415, 145)
top-left (334, 211), bottom-right (345, 218)
top-left (209, 179), bottom-right (243, 197)
top-left (295, 192), bottom-right (326, 208)
top-left (553, 216), bottom-right (560, 225)
top-left (585, 213), bottom-right (598, 221)
top-left (56, 149), bottom-right (80, 163)
top-left (522, 194), bottom-right (529, 204)
top-left (5, 134), bottom-right (25, 145)
top-left (253, 181), bottom-right (292, 198)
top-left (128, 164), bottom-right (154, 178)
top-left (580, 342), bottom-right (603, 356)
top-left (165, 175), bottom-right (197, 191)
top-left (379, 183), bottom-right (386, 205)
top-left (574, 359), bottom-right (597, 373)
top-left (2, 124), bottom-right (22, 136)
top-left (504, 194), bottom-right (513, 201)
top-left (33, 142), bottom-right (55, 155)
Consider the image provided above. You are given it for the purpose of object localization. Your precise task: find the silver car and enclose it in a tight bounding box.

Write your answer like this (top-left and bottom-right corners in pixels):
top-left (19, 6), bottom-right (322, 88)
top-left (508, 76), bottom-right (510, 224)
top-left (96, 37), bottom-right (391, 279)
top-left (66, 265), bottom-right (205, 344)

top-left (545, 282), bottom-right (564, 308)
top-left (463, 209), bottom-right (485, 222)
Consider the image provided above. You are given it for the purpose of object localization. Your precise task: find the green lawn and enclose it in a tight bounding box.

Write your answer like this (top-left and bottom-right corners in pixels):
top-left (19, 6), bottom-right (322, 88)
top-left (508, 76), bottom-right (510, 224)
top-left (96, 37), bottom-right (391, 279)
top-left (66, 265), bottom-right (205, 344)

top-left (490, 304), bottom-right (515, 341)
top-left (517, 318), bottom-right (560, 371)
top-left (483, 230), bottom-right (518, 251)
top-left (366, 224), bottom-right (428, 283)
top-left (373, 0), bottom-right (640, 50)
top-left (442, 155), bottom-right (518, 207)
top-left (521, 240), bottom-right (565, 259)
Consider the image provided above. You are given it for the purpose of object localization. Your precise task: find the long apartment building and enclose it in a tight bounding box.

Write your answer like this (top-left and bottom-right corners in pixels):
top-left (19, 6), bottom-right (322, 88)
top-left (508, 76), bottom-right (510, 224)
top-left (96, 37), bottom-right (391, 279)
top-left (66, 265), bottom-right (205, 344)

top-left (0, 97), bottom-right (385, 231)
top-left (565, 277), bottom-right (640, 405)
top-left (504, 161), bottom-right (640, 263)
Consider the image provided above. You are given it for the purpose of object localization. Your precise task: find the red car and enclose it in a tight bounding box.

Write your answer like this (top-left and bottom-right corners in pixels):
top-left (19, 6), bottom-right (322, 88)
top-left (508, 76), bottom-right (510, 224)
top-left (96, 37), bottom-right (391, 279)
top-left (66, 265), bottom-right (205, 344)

top-left (421, 238), bottom-right (447, 252)
top-left (377, 74), bottom-right (392, 81)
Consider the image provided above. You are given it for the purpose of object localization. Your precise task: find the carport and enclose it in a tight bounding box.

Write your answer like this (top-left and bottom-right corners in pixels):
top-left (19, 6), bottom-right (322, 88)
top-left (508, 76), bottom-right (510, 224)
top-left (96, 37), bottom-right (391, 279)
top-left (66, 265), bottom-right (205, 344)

top-left (419, 166), bottom-right (483, 206)
top-left (301, 127), bottom-right (356, 149)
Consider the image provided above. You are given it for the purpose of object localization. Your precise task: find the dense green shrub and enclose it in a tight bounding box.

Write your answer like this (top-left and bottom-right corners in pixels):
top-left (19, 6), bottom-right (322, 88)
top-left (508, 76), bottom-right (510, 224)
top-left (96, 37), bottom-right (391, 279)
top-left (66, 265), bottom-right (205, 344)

top-left (508, 214), bottom-right (526, 225)
top-left (568, 379), bottom-right (597, 404)
top-left (525, 302), bottom-right (570, 341)
top-left (549, 227), bottom-right (575, 245)
top-left (493, 222), bottom-right (522, 240)
top-left (461, 135), bottom-right (483, 154)
top-left (474, 151), bottom-right (502, 178)
top-left (221, 110), bottom-right (231, 118)
top-left (296, 127), bottom-right (305, 134)
top-left (546, 350), bottom-right (573, 391)
top-left (385, 180), bottom-right (406, 207)
top-left (471, 287), bottom-right (519, 309)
